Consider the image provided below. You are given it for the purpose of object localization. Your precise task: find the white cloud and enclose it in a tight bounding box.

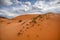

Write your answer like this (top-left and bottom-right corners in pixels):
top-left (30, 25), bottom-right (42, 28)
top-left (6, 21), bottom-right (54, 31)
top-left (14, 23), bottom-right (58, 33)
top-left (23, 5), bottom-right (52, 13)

top-left (0, 0), bottom-right (60, 19)
top-left (32, 1), bottom-right (49, 12)
top-left (0, 9), bottom-right (19, 18)
top-left (32, 0), bottom-right (60, 13)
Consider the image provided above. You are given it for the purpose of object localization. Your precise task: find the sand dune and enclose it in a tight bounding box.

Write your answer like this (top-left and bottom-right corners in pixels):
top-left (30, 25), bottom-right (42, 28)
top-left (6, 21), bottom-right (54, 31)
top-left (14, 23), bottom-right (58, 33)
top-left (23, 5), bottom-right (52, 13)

top-left (0, 13), bottom-right (60, 40)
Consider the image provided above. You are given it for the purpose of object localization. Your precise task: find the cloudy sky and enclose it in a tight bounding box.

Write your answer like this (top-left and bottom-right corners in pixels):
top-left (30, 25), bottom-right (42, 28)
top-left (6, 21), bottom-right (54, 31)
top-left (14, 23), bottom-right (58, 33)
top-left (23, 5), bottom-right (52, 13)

top-left (0, 0), bottom-right (60, 18)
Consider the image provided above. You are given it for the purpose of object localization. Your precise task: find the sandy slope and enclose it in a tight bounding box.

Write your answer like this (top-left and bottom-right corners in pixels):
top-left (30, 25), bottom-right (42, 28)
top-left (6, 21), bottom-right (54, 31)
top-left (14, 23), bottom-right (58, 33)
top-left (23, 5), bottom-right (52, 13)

top-left (0, 13), bottom-right (60, 40)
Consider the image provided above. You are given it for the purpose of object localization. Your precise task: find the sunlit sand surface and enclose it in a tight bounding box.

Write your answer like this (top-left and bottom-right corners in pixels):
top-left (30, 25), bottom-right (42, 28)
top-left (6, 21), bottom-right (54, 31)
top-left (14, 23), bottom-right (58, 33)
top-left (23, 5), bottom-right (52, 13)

top-left (0, 13), bottom-right (60, 40)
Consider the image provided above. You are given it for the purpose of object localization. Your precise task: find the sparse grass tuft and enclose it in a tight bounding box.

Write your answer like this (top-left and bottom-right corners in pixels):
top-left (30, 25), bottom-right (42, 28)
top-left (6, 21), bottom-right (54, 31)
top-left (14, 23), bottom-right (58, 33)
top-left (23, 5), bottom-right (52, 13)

top-left (19, 20), bottom-right (22, 22)
top-left (17, 32), bottom-right (22, 36)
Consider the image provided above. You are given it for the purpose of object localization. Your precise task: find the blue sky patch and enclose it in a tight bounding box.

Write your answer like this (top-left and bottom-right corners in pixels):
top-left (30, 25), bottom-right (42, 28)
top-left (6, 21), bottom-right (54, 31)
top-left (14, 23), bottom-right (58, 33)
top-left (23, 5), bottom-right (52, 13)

top-left (0, 0), bottom-right (60, 18)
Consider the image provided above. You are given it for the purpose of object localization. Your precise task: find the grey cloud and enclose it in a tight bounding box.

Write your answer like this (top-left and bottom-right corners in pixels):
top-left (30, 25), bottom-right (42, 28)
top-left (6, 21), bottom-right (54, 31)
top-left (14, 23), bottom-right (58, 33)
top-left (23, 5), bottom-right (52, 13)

top-left (0, 0), bottom-right (13, 6)
top-left (0, 0), bottom-right (60, 19)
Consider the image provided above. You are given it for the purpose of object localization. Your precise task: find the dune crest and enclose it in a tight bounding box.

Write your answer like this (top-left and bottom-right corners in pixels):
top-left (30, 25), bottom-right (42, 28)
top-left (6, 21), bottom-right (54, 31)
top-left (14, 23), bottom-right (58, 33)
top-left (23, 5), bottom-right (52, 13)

top-left (0, 13), bottom-right (60, 40)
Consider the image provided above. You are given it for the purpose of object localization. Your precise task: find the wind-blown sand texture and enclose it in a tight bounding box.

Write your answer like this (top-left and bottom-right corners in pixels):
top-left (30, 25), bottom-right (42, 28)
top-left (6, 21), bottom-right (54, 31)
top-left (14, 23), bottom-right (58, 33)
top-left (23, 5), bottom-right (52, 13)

top-left (0, 12), bottom-right (60, 40)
